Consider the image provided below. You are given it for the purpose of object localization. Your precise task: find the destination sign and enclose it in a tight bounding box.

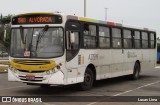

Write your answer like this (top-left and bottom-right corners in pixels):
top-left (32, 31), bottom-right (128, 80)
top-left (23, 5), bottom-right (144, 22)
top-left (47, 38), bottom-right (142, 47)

top-left (12, 14), bottom-right (62, 25)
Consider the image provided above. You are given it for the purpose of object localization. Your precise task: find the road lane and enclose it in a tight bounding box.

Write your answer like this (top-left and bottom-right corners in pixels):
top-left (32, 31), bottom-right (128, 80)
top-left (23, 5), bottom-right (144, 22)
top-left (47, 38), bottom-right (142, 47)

top-left (0, 68), bottom-right (159, 105)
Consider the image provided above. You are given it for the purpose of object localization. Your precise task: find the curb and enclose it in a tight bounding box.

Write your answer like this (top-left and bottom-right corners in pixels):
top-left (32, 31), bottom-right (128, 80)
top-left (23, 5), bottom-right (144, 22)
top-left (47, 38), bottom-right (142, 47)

top-left (0, 65), bottom-right (8, 73)
top-left (0, 70), bottom-right (8, 73)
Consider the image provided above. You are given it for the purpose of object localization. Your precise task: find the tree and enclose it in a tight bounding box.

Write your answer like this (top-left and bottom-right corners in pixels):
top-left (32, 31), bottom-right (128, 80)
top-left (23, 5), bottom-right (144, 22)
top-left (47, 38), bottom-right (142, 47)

top-left (0, 14), bottom-right (2, 23)
top-left (0, 14), bottom-right (13, 51)
top-left (1, 14), bottom-right (12, 24)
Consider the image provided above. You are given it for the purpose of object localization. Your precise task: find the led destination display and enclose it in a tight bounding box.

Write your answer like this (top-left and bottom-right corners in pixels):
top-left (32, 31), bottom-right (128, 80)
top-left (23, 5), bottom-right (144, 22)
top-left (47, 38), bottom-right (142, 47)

top-left (12, 14), bottom-right (62, 24)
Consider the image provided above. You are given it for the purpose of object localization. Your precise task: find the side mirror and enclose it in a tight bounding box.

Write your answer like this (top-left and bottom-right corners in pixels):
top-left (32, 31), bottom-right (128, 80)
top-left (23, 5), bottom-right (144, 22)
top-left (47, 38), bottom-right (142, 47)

top-left (70, 32), bottom-right (75, 43)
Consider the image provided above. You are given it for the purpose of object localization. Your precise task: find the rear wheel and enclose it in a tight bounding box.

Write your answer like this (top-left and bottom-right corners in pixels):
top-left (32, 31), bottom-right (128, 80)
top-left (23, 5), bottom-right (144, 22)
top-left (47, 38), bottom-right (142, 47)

top-left (130, 62), bottom-right (140, 80)
top-left (78, 68), bottom-right (94, 90)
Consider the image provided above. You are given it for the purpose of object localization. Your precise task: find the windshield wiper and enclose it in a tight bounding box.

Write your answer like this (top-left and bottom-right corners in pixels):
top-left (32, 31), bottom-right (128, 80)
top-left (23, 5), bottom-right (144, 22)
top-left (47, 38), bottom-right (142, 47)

top-left (24, 33), bottom-right (28, 44)
top-left (20, 26), bottom-right (25, 44)
top-left (35, 25), bottom-right (49, 50)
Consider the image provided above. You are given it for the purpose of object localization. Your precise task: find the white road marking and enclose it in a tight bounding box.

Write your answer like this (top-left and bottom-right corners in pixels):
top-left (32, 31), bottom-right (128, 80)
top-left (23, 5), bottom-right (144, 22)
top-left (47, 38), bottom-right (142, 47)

top-left (113, 80), bottom-right (160, 96)
top-left (1, 79), bottom-right (160, 105)
top-left (155, 66), bottom-right (160, 68)
top-left (86, 80), bottom-right (160, 105)
top-left (0, 85), bottom-right (26, 91)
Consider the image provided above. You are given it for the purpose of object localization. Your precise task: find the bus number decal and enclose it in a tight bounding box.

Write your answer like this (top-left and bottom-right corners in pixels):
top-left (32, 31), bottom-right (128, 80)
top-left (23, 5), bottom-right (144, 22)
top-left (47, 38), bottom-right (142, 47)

top-left (88, 54), bottom-right (98, 60)
top-left (128, 52), bottom-right (137, 58)
top-left (18, 17), bottom-right (26, 23)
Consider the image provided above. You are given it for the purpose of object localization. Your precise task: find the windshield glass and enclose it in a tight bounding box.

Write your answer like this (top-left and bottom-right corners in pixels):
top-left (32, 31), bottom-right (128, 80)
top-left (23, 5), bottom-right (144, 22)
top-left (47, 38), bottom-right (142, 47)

top-left (11, 27), bottom-right (64, 58)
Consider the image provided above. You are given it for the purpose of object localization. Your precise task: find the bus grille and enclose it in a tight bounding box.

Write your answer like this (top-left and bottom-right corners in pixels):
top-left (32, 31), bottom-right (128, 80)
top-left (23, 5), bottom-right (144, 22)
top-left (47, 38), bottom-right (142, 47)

top-left (13, 60), bottom-right (51, 65)
top-left (19, 75), bottom-right (43, 82)
top-left (18, 69), bottom-right (45, 73)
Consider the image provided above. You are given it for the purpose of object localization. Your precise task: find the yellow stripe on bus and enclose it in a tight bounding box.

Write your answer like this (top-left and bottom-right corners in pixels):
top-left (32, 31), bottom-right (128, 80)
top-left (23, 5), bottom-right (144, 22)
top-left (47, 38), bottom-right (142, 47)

top-left (10, 59), bottom-right (57, 72)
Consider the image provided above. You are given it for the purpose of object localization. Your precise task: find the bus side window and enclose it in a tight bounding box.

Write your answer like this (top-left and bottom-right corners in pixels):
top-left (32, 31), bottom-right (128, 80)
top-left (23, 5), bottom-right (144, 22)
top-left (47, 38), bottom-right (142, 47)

top-left (150, 32), bottom-right (155, 48)
top-left (123, 29), bottom-right (132, 49)
top-left (134, 31), bottom-right (141, 49)
top-left (67, 31), bottom-right (80, 50)
top-left (112, 28), bottom-right (122, 48)
top-left (83, 24), bottom-right (97, 48)
top-left (142, 32), bottom-right (148, 48)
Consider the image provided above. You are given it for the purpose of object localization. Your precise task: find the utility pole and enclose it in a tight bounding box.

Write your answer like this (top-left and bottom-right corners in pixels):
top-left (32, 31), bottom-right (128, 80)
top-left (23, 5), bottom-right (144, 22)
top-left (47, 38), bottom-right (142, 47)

top-left (84, 0), bottom-right (86, 17)
top-left (105, 8), bottom-right (108, 21)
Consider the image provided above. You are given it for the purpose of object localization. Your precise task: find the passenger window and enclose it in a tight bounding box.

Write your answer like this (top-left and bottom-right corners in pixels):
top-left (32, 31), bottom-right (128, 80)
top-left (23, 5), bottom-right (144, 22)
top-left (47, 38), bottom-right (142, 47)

top-left (99, 26), bottom-right (110, 48)
top-left (142, 32), bottom-right (148, 48)
top-left (83, 24), bottom-right (97, 48)
top-left (134, 31), bottom-right (141, 48)
top-left (150, 33), bottom-right (155, 48)
top-left (123, 29), bottom-right (132, 48)
top-left (112, 28), bottom-right (122, 48)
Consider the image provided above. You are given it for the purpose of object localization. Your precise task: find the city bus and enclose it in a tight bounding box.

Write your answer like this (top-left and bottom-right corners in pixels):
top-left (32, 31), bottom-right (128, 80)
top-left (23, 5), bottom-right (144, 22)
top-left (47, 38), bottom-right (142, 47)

top-left (8, 12), bottom-right (156, 90)
top-left (157, 40), bottom-right (160, 63)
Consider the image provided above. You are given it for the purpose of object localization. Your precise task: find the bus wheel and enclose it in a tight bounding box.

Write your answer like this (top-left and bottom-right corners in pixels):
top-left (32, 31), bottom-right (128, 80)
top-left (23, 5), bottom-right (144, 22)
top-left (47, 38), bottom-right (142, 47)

top-left (78, 68), bottom-right (94, 90)
top-left (130, 62), bottom-right (140, 80)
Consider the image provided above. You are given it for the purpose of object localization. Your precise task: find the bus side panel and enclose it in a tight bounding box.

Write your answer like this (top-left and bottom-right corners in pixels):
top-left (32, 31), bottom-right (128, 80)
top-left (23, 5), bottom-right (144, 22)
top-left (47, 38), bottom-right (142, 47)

top-left (123, 49), bottom-right (136, 75)
top-left (110, 49), bottom-right (124, 78)
top-left (141, 49), bottom-right (156, 72)
top-left (97, 49), bottom-right (111, 79)
top-left (65, 49), bottom-right (98, 84)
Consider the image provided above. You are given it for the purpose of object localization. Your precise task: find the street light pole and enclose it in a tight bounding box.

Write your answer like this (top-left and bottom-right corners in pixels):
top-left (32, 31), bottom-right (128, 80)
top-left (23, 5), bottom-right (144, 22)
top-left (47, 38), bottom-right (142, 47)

top-left (84, 0), bottom-right (86, 17)
top-left (105, 8), bottom-right (108, 21)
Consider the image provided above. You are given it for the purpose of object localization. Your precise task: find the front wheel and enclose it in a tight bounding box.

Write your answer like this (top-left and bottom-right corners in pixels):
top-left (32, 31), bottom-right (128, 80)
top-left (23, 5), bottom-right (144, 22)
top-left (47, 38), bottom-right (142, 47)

top-left (78, 68), bottom-right (94, 90)
top-left (130, 62), bottom-right (140, 80)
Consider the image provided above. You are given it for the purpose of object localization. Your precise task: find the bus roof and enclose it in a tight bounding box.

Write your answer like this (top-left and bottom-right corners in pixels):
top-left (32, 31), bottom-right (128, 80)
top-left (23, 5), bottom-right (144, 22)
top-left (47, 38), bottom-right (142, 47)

top-left (13, 12), bottom-right (156, 32)
top-left (15, 12), bottom-right (55, 16)
top-left (77, 16), bottom-right (156, 32)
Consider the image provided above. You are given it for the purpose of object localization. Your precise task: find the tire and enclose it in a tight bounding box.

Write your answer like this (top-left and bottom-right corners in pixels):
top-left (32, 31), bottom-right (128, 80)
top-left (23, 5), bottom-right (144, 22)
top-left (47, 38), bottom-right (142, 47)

top-left (130, 62), bottom-right (140, 80)
top-left (78, 68), bottom-right (94, 90)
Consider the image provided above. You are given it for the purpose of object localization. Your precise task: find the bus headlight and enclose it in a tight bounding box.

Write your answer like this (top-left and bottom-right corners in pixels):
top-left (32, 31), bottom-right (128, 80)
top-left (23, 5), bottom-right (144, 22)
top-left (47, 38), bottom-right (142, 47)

top-left (46, 68), bottom-right (59, 75)
top-left (51, 68), bottom-right (55, 73)
top-left (46, 71), bottom-right (50, 75)
top-left (56, 65), bottom-right (61, 70)
top-left (52, 68), bottom-right (59, 73)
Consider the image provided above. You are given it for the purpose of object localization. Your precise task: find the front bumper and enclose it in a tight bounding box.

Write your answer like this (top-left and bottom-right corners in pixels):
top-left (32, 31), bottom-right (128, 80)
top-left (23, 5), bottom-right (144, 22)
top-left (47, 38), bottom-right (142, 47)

top-left (8, 68), bottom-right (64, 85)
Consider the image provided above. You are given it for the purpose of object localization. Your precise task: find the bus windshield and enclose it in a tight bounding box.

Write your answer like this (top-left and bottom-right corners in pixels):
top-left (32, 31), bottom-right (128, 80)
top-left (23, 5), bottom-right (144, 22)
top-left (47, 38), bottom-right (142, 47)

top-left (11, 27), bottom-right (64, 58)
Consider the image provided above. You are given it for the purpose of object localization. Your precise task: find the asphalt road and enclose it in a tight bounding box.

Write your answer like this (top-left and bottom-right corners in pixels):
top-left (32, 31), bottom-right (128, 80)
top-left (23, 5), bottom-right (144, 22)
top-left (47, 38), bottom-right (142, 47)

top-left (0, 67), bottom-right (160, 105)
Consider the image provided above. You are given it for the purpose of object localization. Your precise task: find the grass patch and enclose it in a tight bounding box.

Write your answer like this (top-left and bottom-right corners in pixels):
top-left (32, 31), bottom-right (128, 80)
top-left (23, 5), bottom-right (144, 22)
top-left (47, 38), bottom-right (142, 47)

top-left (0, 66), bottom-right (8, 72)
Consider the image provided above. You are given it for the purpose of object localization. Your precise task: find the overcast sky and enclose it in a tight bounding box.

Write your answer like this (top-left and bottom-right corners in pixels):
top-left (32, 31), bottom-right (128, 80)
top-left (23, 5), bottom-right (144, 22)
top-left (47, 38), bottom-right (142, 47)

top-left (0, 0), bottom-right (160, 37)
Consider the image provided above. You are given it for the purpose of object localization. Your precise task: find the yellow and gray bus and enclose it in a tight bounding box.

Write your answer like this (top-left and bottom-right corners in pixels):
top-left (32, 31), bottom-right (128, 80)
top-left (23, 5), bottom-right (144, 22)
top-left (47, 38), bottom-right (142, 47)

top-left (8, 12), bottom-right (156, 90)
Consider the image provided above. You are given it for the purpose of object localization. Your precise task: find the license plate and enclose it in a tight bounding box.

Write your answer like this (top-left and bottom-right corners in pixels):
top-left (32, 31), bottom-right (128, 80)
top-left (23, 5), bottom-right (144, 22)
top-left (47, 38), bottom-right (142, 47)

top-left (25, 75), bottom-right (35, 80)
